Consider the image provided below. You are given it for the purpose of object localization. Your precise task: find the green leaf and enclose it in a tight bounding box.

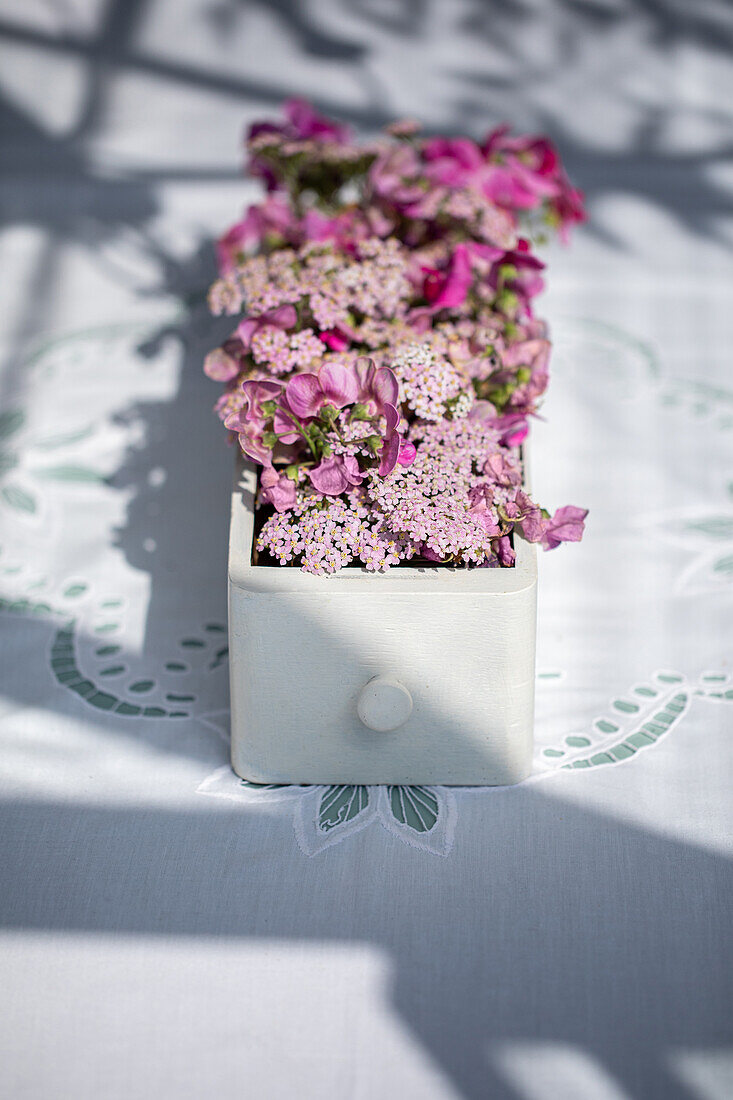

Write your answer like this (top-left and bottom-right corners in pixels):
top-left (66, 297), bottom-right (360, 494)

top-left (686, 517), bottom-right (733, 540)
top-left (33, 464), bottom-right (106, 483)
top-left (36, 426), bottom-right (94, 450)
top-left (63, 583), bottom-right (88, 598)
top-left (0, 451), bottom-right (19, 477)
top-left (713, 554), bottom-right (733, 575)
top-left (318, 785), bottom-right (369, 832)
top-left (389, 786), bottom-right (439, 833)
top-left (1, 484), bottom-right (36, 513)
top-left (0, 410), bottom-right (24, 441)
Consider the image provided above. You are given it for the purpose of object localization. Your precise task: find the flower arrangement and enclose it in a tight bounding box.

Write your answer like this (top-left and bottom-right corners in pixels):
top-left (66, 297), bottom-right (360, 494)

top-left (204, 99), bottom-right (587, 575)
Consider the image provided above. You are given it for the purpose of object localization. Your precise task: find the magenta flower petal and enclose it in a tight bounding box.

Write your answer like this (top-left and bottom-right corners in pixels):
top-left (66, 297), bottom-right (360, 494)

top-left (495, 535), bottom-right (516, 566)
top-left (397, 439), bottom-right (416, 467)
top-left (542, 505), bottom-right (588, 550)
top-left (260, 466), bottom-right (297, 513)
top-left (308, 454), bottom-right (363, 496)
top-left (204, 348), bottom-right (240, 382)
top-left (484, 451), bottom-right (522, 487)
top-left (515, 489), bottom-right (548, 543)
top-left (378, 432), bottom-right (401, 477)
top-left (500, 420), bottom-right (529, 448)
top-left (319, 362), bottom-right (359, 407)
top-left (285, 374), bottom-right (324, 418)
top-left (371, 368), bottom-right (400, 411)
top-left (236, 304), bottom-right (297, 350)
top-left (318, 330), bottom-right (350, 352)
top-left (242, 379), bottom-right (282, 422)
top-left (238, 424), bottom-right (270, 465)
top-left (284, 98), bottom-right (350, 143)
top-left (429, 244), bottom-right (473, 311)
top-left (353, 356), bottom-right (376, 394)
top-left (235, 317), bottom-right (258, 348)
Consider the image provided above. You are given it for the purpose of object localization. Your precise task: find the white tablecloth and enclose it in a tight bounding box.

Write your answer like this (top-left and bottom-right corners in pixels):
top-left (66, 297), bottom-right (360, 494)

top-left (1, 3), bottom-right (731, 1098)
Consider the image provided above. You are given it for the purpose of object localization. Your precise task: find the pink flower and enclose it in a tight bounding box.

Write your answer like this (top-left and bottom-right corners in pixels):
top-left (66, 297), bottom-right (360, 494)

top-left (225, 379), bottom-right (283, 463)
top-left (301, 209), bottom-right (341, 242)
top-left (484, 450), bottom-right (522, 486)
top-left (353, 357), bottom-right (400, 417)
top-left (237, 422), bottom-right (272, 465)
top-left (397, 439), bottom-right (417, 466)
top-left (482, 125), bottom-right (586, 236)
top-left (203, 346), bottom-right (240, 382)
top-left (495, 535), bottom-right (516, 566)
top-left (236, 304), bottom-right (298, 350)
top-left (216, 197), bottom-right (296, 272)
top-left (542, 505), bottom-right (588, 550)
top-left (260, 466), bottom-right (297, 513)
top-left (308, 454), bottom-right (363, 495)
top-left (378, 405), bottom-right (402, 476)
top-left (318, 330), bottom-right (351, 352)
top-left (468, 483), bottom-right (501, 536)
top-left (499, 417), bottom-right (529, 448)
top-left (489, 242), bottom-right (546, 315)
top-left (468, 403), bottom-right (529, 448)
top-left (550, 185), bottom-right (587, 242)
top-left (224, 379), bottom-right (281, 433)
top-left (369, 144), bottom-right (424, 206)
top-left (422, 136), bottom-right (485, 189)
top-left (514, 489), bottom-right (548, 543)
top-left (282, 98), bottom-right (351, 143)
top-left (428, 243), bottom-right (473, 311)
top-left (285, 363), bottom-right (358, 419)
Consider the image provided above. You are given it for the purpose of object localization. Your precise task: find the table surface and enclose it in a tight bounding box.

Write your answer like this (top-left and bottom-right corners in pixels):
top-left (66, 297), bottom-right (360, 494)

top-left (1, 3), bottom-right (731, 1098)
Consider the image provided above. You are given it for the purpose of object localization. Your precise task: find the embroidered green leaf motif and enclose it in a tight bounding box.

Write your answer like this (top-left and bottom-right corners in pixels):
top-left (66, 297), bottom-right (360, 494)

top-left (0, 410), bottom-right (24, 440)
top-left (35, 426), bottom-right (93, 449)
top-left (34, 464), bottom-right (106, 483)
top-left (0, 452), bottom-right (18, 477)
top-left (48, 622), bottom-right (188, 718)
top-left (389, 786), bottom-right (439, 833)
top-left (165, 661), bottom-right (188, 672)
top-left (63, 583), bottom-right (88, 598)
top-left (180, 638), bottom-right (205, 648)
top-left (714, 554), bottom-right (733, 575)
top-left (686, 517), bottom-right (733, 540)
top-left (318, 785), bottom-right (369, 832)
top-left (563, 693), bottom-right (689, 770)
top-left (2, 484), bottom-right (36, 513)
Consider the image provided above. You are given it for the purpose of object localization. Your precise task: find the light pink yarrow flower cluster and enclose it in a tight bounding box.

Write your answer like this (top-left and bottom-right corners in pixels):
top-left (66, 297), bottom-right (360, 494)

top-left (203, 100), bottom-right (588, 573)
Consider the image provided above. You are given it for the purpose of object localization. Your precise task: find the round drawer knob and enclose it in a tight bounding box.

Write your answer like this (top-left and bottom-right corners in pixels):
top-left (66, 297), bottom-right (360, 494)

top-left (357, 677), bottom-right (413, 732)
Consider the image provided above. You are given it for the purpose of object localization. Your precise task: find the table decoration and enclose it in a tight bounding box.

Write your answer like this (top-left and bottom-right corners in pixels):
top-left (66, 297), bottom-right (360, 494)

top-left (203, 100), bottom-right (588, 784)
